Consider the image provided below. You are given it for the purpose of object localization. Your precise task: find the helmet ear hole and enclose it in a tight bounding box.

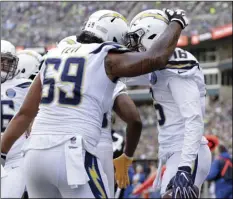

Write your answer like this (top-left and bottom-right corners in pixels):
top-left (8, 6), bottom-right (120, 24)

top-left (111, 17), bottom-right (116, 22)
top-left (148, 34), bottom-right (157, 40)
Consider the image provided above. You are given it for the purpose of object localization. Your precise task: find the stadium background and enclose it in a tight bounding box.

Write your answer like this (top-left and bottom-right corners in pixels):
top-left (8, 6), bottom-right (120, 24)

top-left (1, 1), bottom-right (232, 198)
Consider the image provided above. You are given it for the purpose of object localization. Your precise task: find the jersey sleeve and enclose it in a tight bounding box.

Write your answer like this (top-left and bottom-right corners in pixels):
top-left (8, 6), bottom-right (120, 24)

top-left (112, 81), bottom-right (128, 102)
top-left (168, 75), bottom-right (204, 168)
top-left (90, 41), bottom-right (130, 54)
top-left (166, 48), bottom-right (200, 77)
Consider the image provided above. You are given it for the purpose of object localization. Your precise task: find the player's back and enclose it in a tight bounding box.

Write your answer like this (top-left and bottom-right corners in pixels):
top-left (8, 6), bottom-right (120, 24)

top-left (1, 78), bottom-right (32, 161)
top-left (149, 48), bottom-right (207, 152)
top-left (31, 42), bottom-right (122, 149)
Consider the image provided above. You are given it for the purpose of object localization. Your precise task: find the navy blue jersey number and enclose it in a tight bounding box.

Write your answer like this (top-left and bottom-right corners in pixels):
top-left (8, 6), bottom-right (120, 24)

top-left (173, 49), bottom-right (188, 59)
top-left (154, 103), bottom-right (165, 126)
top-left (1, 100), bottom-right (15, 132)
top-left (41, 57), bottom-right (85, 106)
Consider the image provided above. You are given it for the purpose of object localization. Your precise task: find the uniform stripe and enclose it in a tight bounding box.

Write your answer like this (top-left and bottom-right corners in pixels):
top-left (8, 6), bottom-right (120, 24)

top-left (167, 60), bottom-right (197, 65)
top-left (85, 151), bottom-right (108, 198)
top-left (16, 82), bottom-right (31, 88)
top-left (166, 61), bottom-right (200, 70)
top-left (90, 42), bottom-right (126, 54)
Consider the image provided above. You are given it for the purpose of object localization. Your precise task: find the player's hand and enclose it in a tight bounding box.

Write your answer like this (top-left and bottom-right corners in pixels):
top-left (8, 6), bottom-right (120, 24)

top-left (168, 166), bottom-right (199, 198)
top-left (113, 153), bottom-right (133, 189)
top-left (1, 152), bottom-right (6, 166)
top-left (163, 8), bottom-right (189, 29)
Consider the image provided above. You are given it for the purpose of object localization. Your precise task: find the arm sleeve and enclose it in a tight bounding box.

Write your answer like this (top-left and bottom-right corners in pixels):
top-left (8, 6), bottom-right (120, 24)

top-left (112, 81), bottom-right (128, 102)
top-left (168, 76), bottom-right (204, 168)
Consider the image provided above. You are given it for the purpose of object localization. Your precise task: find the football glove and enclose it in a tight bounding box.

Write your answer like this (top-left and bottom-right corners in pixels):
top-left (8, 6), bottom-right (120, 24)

top-left (113, 153), bottom-right (133, 189)
top-left (169, 166), bottom-right (199, 198)
top-left (163, 8), bottom-right (189, 29)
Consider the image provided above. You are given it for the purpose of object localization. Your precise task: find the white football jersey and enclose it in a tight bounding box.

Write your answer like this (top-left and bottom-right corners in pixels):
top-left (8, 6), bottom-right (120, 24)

top-left (126, 48), bottom-right (208, 167)
top-left (1, 78), bottom-right (32, 161)
top-left (100, 81), bottom-right (127, 143)
top-left (30, 42), bottom-right (129, 152)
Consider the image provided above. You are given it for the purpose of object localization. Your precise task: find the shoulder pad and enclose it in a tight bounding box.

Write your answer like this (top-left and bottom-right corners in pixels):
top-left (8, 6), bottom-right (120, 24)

top-left (166, 48), bottom-right (199, 70)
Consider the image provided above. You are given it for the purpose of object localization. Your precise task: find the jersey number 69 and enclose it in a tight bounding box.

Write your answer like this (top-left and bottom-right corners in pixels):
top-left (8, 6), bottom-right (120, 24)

top-left (41, 57), bottom-right (85, 106)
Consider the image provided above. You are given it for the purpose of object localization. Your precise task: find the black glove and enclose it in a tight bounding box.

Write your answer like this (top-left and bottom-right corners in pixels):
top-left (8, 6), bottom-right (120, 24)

top-left (163, 8), bottom-right (189, 29)
top-left (169, 166), bottom-right (199, 198)
top-left (1, 152), bottom-right (6, 166)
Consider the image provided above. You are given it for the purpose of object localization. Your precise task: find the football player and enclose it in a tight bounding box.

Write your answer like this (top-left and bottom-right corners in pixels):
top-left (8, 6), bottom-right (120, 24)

top-left (1, 41), bottom-right (42, 198)
top-left (1, 9), bottom-right (188, 198)
top-left (98, 80), bottom-right (142, 198)
top-left (125, 9), bottom-right (211, 198)
top-left (58, 35), bottom-right (141, 198)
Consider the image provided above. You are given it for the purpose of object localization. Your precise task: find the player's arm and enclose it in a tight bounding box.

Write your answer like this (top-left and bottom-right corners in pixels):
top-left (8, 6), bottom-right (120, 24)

top-left (113, 93), bottom-right (142, 157)
top-left (1, 74), bottom-right (42, 154)
top-left (169, 76), bottom-right (203, 170)
top-left (166, 75), bottom-right (203, 198)
top-left (112, 92), bottom-right (142, 188)
top-left (105, 8), bottom-right (189, 81)
top-left (105, 21), bottom-right (182, 80)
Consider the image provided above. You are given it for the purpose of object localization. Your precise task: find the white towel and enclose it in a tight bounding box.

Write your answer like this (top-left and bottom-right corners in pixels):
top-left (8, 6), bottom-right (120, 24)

top-left (65, 136), bottom-right (90, 189)
top-left (1, 165), bottom-right (7, 179)
top-left (152, 158), bottom-right (164, 192)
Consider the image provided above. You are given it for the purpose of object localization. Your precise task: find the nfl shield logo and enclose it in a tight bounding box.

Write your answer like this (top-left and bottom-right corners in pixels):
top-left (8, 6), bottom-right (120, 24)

top-left (6, 88), bottom-right (16, 98)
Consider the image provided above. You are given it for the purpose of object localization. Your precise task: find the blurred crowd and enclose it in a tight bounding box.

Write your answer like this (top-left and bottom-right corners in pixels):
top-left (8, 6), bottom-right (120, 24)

top-left (114, 98), bottom-right (232, 160)
top-left (141, 1), bottom-right (232, 36)
top-left (1, 1), bottom-right (232, 47)
top-left (205, 98), bottom-right (232, 154)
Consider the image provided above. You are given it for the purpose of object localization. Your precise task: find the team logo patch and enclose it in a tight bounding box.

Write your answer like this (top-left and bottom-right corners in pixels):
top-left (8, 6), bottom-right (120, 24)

top-left (150, 72), bottom-right (157, 85)
top-left (6, 88), bottom-right (16, 98)
top-left (85, 151), bottom-right (108, 198)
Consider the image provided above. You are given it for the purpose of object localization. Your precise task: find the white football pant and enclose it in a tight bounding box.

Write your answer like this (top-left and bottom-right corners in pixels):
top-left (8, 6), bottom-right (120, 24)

top-left (97, 141), bottom-right (114, 198)
top-left (1, 158), bottom-right (25, 198)
top-left (23, 142), bottom-right (110, 198)
top-left (161, 144), bottom-right (211, 195)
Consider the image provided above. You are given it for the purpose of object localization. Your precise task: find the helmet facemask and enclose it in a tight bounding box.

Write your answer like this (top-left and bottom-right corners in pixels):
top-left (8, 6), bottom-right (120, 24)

top-left (128, 9), bottom-right (169, 52)
top-left (125, 28), bottom-right (146, 52)
top-left (1, 53), bottom-right (19, 83)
